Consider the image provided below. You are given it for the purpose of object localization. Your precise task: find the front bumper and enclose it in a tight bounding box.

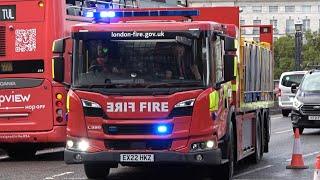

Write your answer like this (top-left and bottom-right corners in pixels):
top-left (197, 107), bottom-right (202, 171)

top-left (65, 148), bottom-right (223, 166)
top-left (291, 110), bottom-right (320, 128)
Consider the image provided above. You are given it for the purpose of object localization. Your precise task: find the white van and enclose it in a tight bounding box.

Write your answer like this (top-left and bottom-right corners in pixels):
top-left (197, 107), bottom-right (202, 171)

top-left (278, 71), bottom-right (307, 117)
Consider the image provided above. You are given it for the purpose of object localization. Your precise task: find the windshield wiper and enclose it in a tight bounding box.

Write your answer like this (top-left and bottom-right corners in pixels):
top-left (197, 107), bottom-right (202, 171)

top-left (145, 82), bottom-right (203, 88)
top-left (74, 83), bottom-right (150, 89)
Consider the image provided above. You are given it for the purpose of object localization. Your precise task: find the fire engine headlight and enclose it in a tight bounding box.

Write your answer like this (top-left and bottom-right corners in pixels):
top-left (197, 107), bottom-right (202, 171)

top-left (66, 140), bottom-right (74, 149)
top-left (174, 99), bottom-right (195, 108)
top-left (78, 140), bottom-right (89, 152)
top-left (191, 140), bottom-right (216, 151)
top-left (82, 99), bottom-right (101, 108)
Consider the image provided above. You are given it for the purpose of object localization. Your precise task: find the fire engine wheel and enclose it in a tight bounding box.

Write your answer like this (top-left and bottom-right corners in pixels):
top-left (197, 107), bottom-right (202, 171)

top-left (216, 122), bottom-right (235, 180)
top-left (250, 116), bottom-right (263, 164)
top-left (7, 147), bottom-right (37, 160)
top-left (84, 163), bottom-right (110, 179)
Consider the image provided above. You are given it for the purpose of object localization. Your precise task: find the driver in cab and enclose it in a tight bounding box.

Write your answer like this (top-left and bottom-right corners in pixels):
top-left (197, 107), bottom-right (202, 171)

top-left (89, 42), bottom-right (119, 74)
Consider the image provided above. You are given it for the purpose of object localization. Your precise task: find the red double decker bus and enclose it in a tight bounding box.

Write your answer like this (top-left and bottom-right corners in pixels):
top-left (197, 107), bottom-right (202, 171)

top-left (0, 0), bottom-right (93, 159)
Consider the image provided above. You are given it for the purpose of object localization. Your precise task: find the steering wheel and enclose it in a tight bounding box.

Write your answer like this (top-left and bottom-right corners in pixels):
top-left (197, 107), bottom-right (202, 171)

top-left (88, 65), bottom-right (103, 72)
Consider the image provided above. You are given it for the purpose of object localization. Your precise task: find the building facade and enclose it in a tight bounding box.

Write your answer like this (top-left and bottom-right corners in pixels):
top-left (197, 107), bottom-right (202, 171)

top-left (188, 0), bottom-right (320, 40)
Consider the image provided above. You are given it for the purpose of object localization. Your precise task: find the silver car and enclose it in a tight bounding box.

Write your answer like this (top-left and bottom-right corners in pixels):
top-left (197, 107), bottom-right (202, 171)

top-left (278, 71), bottom-right (307, 117)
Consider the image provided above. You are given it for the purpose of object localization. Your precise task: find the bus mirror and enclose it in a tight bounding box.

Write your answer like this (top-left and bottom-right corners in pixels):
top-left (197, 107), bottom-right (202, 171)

top-left (52, 38), bottom-right (66, 54)
top-left (224, 55), bottom-right (237, 82)
top-left (224, 36), bottom-right (237, 51)
top-left (52, 57), bottom-right (65, 83)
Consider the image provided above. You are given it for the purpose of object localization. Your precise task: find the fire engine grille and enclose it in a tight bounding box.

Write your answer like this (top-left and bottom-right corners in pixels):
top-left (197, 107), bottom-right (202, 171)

top-left (0, 26), bottom-right (5, 56)
top-left (301, 105), bottom-right (320, 115)
top-left (105, 140), bottom-right (172, 150)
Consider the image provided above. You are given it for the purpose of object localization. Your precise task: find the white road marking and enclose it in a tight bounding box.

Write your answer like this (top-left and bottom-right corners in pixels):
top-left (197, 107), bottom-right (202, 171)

top-left (36, 147), bottom-right (64, 155)
top-left (0, 155), bottom-right (8, 160)
top-left (44, 172), bottom-right (74, 180)
top-left (271, 116), bottom-right (282, 120)
top-left (233, 165), bottom-right (273, 178)
top-left (286, 151), bottom-right (320, 162)
top-left (274, 129), bottom-right (292, 134)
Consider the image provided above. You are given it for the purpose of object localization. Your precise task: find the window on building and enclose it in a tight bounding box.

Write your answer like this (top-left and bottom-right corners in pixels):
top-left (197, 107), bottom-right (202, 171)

top-left (270, 19), bottom-right (278, 34)
top-left (301, 5), bottom-right (311, 12)
top-left (253, 37), bottom-right (260, 42)
top-left (240, 6), bottom-right (246, 12)
top-left (253, 20), bottom-right (261, 35)
top-left (318, 5), bottom-right (320, 12)
top-left (285, 6), bottom-right (295, 13)
top-left (240, 20), bottom-right (246, 34)
top-left (269, 6), bottom-right (278, 12)
top-left (252, 6), bottom-right (262, 12)
top-left (303, 19), bottom-right (310, 32)
top-left (286, 19), bottom-right (295, 34)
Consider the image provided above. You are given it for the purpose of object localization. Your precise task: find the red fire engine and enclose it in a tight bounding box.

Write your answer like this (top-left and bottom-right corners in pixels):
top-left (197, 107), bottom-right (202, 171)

top-left (53, 7), bottom-right (274, 179)
top-left (0, 0), bottom-right (107, 159)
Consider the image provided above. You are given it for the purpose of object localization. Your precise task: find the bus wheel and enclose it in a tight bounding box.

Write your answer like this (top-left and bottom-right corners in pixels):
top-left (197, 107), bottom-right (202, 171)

top-left (217, 122), bottom-right (235, 180)
top-left (7, 148), bottom-right (37, 160)
top-left (84, 163), bottom-right (110, 179)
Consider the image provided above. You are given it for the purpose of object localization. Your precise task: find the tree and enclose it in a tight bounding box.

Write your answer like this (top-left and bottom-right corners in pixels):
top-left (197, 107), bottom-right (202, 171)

top-left (273, 32), bottom-right (320, 79)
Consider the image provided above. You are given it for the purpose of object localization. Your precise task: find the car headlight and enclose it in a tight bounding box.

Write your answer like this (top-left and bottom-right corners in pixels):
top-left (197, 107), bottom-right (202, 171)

top-left (293, 98), bottom-right (303, 110)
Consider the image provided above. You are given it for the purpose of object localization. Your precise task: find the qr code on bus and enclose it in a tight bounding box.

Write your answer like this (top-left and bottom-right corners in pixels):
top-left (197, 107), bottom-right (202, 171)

top-left (15, 29), bottom-right (37, 53)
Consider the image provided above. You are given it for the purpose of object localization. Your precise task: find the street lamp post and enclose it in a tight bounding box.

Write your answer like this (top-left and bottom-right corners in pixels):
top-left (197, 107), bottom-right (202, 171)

top-left (295, 20), bottom-right (303, 71)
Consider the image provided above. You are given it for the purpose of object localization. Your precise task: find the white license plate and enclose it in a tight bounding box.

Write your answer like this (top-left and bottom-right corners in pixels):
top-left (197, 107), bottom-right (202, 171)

top-left (120, 154), bottom-right (154, 162)
top-left (308, 116), bottom-right (320, 120)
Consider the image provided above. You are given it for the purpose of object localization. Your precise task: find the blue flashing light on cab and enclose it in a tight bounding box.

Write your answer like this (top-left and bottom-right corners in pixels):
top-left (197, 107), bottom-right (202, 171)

top-left (155, 124), bottom-right (173, 135)
top-left (84, 10), bottom-right (200, 22)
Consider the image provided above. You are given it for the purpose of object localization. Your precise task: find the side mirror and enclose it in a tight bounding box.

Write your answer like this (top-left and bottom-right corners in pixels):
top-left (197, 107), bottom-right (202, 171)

top-left (52, 38), bottom-right (66, 54)
top-left (224, 55), bottom-right (237, 82)
top-left (52, 57), bottom-right (65, 83)
top-left (224, 36), bottom-right (237, 51)
top-left (291, 84), bottom-right (297, 94)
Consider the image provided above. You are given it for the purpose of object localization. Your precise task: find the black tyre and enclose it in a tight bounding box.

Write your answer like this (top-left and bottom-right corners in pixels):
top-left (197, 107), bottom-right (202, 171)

top-left (217, 122), bottom-right (235, 180)
top-left (84, 163), bottom-right (110, 179)
top-left (7, 148), bottom-right (37, 160)
top-left (250, 115), bottom-right (263, 163)
top-left (264, 111), bottom-right (271, 153)
top-left (293, 127), bottom-right (304, 135)
top-left (282, 110), bottom-right (290, 117)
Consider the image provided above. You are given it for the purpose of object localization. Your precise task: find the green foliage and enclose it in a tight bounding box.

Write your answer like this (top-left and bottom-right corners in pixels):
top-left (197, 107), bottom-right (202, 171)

top-left (273, 32), bottom-right (320, 79)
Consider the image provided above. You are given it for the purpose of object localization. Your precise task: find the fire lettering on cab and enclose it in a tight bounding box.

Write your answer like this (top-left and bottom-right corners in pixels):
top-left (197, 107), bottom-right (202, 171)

top-left (106, 102), bottom-right (169, 113)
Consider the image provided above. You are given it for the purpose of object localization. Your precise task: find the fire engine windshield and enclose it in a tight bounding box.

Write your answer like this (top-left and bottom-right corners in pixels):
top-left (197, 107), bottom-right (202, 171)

top-left (73, 32), bottom-right (206, 89)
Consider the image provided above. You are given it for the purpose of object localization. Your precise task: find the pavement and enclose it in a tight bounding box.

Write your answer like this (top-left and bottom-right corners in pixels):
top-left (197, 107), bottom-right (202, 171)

top-left (0, 114), bottom-right (319, 180)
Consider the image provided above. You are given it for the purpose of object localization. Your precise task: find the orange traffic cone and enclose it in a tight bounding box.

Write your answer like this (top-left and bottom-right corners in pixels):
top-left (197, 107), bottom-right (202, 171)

top-left (286, 128), bottom-right (308, 169)
top-left (314, 155), bottom-right (320, 180)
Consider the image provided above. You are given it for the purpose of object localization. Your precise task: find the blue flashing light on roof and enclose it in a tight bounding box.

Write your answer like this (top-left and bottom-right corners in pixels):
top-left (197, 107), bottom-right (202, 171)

top-left (84, 10), bottom-right (200, 21)
top-left (85, 11), bottom-right (94, 18)
top-left (100, 11), bottom-right (116, 18)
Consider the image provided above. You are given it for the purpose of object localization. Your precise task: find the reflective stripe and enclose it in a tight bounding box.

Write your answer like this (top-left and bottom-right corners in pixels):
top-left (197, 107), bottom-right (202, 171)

top-left (52, 59), bottom-right (55, 79)
top-left (67, 95), bottom-right (70, 113)
top-left (209, 91), bottom-right (219, 112)
top-left (232, 84), bottom-right (237, 91)
top-left (234, 56), bottom-right (237, 76)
